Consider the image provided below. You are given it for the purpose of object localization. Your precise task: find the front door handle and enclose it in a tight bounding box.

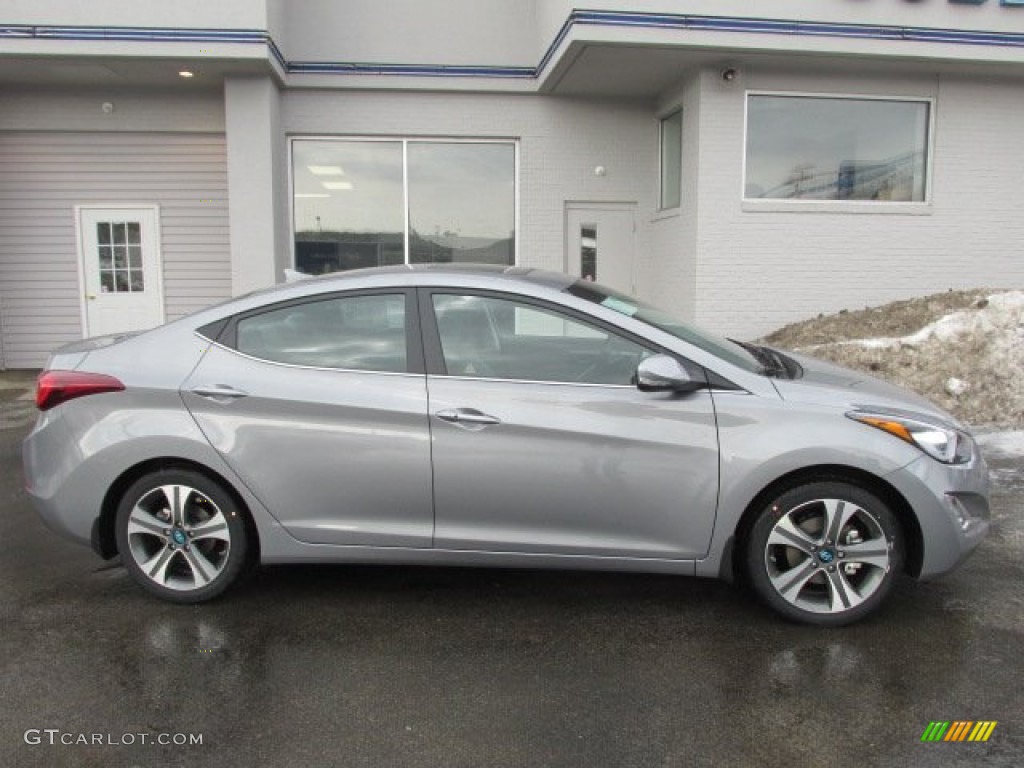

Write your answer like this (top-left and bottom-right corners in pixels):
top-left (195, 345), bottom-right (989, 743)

top-left (434, 408), bottom-right (501, 426)
top-left (190, 384), bottom-right (249, 401)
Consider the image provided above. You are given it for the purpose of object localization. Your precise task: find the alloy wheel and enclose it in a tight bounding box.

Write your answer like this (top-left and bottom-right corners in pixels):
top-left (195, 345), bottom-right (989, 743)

top-left (763, 496), bottom-right (893, 615)
top-left (125, 483), bottom-right (233, 592)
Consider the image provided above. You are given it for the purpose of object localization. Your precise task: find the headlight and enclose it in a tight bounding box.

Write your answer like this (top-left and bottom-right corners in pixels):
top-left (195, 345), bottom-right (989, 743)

top-left (847, 411), bottom-right (974, 465)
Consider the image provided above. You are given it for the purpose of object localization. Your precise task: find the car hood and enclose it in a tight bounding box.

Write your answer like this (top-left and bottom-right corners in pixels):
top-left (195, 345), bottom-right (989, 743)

top-left (770, 349), bottom-right (964, 429)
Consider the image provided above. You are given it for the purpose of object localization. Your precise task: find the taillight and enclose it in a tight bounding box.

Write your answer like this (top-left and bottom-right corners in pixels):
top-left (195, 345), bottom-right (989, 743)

top-left (36, 370), bottom-right (125, 411)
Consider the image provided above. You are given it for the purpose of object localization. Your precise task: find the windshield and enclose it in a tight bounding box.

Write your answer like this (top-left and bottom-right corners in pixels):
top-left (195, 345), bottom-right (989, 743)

top-left (566, 281), bottom-right (763, 373)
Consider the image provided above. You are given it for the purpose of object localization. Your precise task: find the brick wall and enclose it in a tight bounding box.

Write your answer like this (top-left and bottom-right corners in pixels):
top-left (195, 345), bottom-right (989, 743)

top-left (692, 68), bottom-right (1024, 339)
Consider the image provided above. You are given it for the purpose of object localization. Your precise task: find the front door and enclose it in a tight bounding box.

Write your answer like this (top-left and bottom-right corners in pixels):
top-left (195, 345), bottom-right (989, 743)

top-left (76, 205), bottom-right (164, 337)
top-left (565, 202), bottom-right (637, 296)
top-left (424, 290), bottom-right (719, 560)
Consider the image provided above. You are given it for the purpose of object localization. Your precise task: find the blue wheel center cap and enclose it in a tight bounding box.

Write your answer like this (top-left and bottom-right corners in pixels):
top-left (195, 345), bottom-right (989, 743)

top-left (172, 529), bottom-right (187, 546)
top-left (818, 548), bottom-right (835, 564)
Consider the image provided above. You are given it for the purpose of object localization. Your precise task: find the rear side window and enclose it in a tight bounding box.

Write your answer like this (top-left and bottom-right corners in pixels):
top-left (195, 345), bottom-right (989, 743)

top-left (235, 294), bottom-right (407, 372)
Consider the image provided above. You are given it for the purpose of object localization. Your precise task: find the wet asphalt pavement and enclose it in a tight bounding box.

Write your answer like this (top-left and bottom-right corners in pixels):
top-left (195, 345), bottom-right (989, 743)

top-left (1, 379), bottom-right (1021, 768)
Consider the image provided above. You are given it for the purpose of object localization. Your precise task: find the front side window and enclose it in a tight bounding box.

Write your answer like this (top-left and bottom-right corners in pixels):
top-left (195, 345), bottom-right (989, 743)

top-left (566, 281), bottom-right (762, 373)
top-left (432, 293), bottom-right (653, 385)
top-left (745, 95), bottom-right (929, 202)
top-left (293, 139), bottom-right (516, 274)
top-left (236, 293), bottom-right (407, 372)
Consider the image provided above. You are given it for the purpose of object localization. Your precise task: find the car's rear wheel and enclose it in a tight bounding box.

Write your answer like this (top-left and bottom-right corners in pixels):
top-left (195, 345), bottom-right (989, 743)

top-left (115, 469), bottom-right (249, 603)
top-left (746, 481), bottom-right (903, 626)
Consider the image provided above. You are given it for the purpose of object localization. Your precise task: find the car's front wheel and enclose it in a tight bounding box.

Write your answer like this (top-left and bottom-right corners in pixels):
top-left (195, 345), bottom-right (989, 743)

top-left (115, 469), bottom-right (250, 603)
top-left (745, 481), bottom-right (903, 626)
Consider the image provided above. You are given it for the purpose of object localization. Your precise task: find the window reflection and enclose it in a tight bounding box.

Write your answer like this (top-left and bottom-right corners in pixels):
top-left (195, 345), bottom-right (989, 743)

top-left (432, 293), bottom-right (648, 384)
top-left (292, 139), bottom-right (516, 274)
top-left (659, 110), bottom-right (682, 209)
top-left (292, 141), bottom-right (404, 274)
top-left (408, 142), bottom-right (515, 266)
top-left (745, 96), bottom-right (929, 202)
top-left (237, 294), bottom-right (407, 372)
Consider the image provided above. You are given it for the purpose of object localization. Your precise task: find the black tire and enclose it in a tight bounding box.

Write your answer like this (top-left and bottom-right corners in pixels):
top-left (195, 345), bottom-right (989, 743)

top-left (745, 481), bottom-right (903, 626)
top-left (115, 469), bottom-right (250, 603)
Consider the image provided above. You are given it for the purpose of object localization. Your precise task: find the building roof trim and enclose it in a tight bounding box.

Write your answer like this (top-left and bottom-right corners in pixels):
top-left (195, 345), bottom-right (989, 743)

top-left (0, 24), bottom-right (288, 70)
top-left (4, 10), bottom-right (1024, 84)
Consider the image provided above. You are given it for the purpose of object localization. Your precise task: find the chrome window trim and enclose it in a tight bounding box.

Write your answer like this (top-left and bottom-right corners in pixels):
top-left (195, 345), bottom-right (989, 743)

top-left (202, 337), bottom-right (424, 379)
top-left (426, 372), bottom-right (637, 389)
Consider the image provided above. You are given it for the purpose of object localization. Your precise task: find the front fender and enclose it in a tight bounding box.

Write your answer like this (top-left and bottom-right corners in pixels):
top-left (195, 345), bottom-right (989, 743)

top-left (697, 392), bottom-right (921, 578)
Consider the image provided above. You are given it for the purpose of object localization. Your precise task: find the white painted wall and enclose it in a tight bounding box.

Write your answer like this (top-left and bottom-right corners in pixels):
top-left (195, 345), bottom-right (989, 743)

top-left (224, 77), bottom-right (290, 294)
top-left (276, 0), bottom-right (538, 66)
top-left (641, 75), bottom-right (701, 322)
top-left (0, 87), bottom-right (225, 133)
top-left (0, 0), bottom-right (268, 29)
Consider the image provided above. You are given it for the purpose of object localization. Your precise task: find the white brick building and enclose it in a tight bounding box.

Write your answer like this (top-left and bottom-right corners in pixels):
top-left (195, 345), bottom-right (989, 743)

top-left (1, 0), bottom-right (1023, 367)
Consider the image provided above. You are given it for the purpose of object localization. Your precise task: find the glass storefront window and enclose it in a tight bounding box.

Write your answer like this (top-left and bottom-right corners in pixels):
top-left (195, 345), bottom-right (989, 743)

top-left (292, 139), bottom-right (516, 274)
top-left (408, 142), bottom-right (515, 266)
top-left (745, 95), bottom-right (930, 203)
top-left (292, 141), bottom-right (404, 274)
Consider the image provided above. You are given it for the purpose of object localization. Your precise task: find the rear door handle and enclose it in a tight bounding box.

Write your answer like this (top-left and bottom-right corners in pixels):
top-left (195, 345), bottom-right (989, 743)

top-left (190, 384), bottom-right (249, 401)
top-left (434, 408), bottom-right (501, 426)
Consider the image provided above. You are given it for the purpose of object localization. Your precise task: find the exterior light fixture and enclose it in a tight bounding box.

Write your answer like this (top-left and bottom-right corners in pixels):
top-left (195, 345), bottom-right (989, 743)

top-left (178, 70), bottom-right (195, 79)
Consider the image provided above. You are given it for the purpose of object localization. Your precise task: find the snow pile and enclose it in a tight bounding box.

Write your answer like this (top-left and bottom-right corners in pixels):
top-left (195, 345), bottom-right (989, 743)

top-left (846, 292), bottom-right (1024, 351)
top-left (769, 291), bottom-right (1024, 428)
top-left (975, 430), bottom-right (1024, 458)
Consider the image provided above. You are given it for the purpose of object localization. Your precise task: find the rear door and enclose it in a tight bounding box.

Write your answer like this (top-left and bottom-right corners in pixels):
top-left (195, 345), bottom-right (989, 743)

top-left (182, 289), bottom-right (434, 547)
top-left (422, 289), bottom-right (720, 560)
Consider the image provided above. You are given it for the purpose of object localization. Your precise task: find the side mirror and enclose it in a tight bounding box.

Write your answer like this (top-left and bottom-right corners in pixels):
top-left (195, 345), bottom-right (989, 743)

top-left (636, 355), bottom-right (704, 393)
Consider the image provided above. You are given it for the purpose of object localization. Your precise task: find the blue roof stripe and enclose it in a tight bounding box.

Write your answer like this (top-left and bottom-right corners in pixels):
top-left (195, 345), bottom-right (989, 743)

top-left (3, 10), bottom-right (1024, 81)
top-left (287, 62), bottom-right (534, 77)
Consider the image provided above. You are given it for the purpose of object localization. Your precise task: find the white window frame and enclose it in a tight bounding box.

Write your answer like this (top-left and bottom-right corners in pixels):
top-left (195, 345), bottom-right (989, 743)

top-left (741, 91), bottom-right (936, 215)
top-left (288, 136), bottom-right (520, 271)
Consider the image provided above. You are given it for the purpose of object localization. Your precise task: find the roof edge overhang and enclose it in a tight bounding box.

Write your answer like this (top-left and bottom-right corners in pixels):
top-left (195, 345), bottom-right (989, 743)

top-left (3, 11), bottom-right (1024, 93)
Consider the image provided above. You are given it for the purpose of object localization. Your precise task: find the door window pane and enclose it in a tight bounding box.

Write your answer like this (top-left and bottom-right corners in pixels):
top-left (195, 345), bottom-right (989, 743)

top-left (659, 110), bottom-right (682, 209)
top-left (408, 142), bottom-right (515, 266)
top-left (96, 220), bottom-right (144, 293)
top-left (236, 294), bottom-right (407, 372)
top-left (292, 141), bottom-right (405, 274)
top-left (432, 294), bottom-right (652, 385)
top-left (580, 225), bottom-right (597, 282)
top-left (745, 96), bottom-right (929, 202)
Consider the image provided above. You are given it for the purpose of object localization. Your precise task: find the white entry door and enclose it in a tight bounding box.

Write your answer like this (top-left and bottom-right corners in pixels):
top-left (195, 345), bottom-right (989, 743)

top-left (76, 206), bottom-right (164, 337)
top-left (565, 203), bottom-right (637, 296)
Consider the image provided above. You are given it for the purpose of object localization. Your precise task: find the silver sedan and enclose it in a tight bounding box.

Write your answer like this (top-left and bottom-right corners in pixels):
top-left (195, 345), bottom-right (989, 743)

top-left (23, 265), bottom-right (990, 625)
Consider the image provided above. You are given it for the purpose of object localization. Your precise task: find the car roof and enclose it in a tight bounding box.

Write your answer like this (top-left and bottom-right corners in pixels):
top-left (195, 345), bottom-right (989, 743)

top-left (194, 263), bottom-right (575, 319)
top-left (276, 263), bottom-right (573, 293)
